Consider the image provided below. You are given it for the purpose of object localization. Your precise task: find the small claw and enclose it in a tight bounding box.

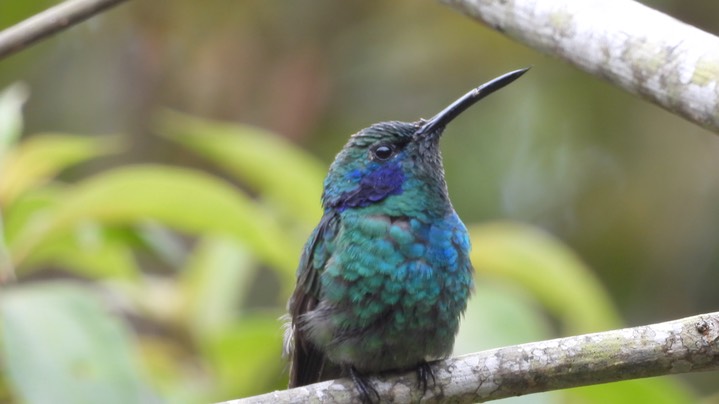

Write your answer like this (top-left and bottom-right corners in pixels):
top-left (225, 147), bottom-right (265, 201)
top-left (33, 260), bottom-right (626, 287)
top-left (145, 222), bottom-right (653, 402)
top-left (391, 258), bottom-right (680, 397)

top-left (416, 361), bottom-right (436, 396)
top-left (349, 366), bottom-right (380, 404)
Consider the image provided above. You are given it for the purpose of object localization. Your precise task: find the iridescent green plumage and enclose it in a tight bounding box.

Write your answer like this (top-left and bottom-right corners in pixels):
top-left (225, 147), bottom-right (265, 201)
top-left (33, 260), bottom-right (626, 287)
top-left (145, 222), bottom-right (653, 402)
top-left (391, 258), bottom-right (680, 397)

top-left (285, 68), bottom-right (528, 402)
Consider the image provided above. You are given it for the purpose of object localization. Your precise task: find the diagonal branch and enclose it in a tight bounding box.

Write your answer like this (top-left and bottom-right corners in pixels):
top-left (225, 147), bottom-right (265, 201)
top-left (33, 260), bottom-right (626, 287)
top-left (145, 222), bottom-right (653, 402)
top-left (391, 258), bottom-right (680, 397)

top-left (0, 0), bottom-right (131, 60)
top-left (441, 0), bottom-right (719, 135)
top-left (227, 311), bottom-right (719, 403)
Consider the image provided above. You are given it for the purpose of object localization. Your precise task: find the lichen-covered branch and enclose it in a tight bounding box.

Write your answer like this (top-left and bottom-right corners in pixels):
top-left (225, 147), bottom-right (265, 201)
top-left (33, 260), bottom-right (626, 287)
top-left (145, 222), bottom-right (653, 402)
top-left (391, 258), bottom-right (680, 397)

top-left (441, 0), bottom-right (719, 134)
top-left (0, 0), bottom-right (130, 60)
top-left (227, 311), bottom-right (719, 403)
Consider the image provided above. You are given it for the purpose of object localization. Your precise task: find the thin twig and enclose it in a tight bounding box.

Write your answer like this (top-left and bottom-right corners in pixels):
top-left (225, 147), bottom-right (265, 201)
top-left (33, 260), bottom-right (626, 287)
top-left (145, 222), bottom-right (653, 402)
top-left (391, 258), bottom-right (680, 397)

top-left (227, 311), bottom-right (719, 403)
top-left (442, 0), bottom-right (719, 135)
top-left (0, 0), bottom-right (131, 60)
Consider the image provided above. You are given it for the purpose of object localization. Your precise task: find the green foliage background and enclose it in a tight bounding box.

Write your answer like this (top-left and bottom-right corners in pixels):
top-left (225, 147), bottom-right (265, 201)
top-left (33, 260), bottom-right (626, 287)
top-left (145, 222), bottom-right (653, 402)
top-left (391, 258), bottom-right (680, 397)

top-left (1, 1), bottom-right (719, 403)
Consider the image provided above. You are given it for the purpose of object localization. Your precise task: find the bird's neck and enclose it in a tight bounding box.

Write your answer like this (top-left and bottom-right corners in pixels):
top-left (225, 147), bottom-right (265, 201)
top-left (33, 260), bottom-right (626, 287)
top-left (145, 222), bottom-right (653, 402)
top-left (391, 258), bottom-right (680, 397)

top-left (332, 184), bottom-right (453, 221)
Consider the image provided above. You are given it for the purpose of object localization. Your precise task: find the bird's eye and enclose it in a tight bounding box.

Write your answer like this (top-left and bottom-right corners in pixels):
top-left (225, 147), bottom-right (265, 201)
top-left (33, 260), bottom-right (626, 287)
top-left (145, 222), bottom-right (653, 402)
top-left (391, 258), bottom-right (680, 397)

top-left (370, 144), bottom-right (395, 161)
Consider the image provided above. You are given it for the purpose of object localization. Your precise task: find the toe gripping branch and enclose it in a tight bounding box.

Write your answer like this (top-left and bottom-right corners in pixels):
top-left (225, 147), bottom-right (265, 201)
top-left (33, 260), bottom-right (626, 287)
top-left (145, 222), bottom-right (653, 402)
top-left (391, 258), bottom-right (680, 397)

top-left (347, 361), bottom-right (436, 403)
top-left (349, 366), bottom-right (380, 404)
top-left (416, 360), bottom-right (436, 396)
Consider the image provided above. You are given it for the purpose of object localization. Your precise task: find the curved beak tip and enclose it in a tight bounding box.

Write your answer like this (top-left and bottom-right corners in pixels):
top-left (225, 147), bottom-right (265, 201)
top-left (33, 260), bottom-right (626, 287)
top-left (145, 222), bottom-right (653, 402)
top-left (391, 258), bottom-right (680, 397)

top-left (416, 67), bottom-right (531, 137)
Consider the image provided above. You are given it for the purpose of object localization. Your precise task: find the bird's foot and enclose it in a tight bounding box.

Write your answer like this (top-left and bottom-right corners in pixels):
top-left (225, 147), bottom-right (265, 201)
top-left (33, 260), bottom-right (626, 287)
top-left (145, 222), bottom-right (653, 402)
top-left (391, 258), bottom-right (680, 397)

top-left (416, 360), bottom-right (436, 396)
top-left (349, 366), bottom-right (379, 404)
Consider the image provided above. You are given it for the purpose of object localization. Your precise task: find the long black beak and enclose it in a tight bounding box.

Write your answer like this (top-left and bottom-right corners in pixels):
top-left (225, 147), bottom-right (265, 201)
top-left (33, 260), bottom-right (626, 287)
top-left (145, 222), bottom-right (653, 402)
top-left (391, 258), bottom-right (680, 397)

top-left (415, 67), bottom-right (530, 138)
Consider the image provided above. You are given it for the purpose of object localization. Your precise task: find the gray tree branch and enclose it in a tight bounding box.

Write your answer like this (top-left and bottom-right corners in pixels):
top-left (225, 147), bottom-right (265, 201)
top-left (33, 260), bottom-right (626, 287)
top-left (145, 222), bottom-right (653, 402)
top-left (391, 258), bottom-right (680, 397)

top-left (227, 311), bottom-right (719, 403)
top-left (441, 0), bottom-right (719, 135)
top-left (0, 0), bottom-right (130, 60)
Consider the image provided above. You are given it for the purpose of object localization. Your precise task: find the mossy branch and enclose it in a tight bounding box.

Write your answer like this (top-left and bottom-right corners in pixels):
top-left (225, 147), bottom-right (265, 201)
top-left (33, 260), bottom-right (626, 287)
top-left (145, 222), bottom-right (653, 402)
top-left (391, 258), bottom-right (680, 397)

top-left (226, 311), bottom-right (719, 403)
top-left (0, 0), bottom-right (130, 60)
top-left (442, 0), bottom-right (719, 135)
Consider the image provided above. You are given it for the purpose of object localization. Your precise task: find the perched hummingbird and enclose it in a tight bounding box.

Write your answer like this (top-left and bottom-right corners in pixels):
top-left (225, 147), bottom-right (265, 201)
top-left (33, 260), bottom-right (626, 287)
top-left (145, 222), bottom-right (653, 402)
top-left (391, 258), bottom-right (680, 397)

top-left (284, 68), bottom-right (528, 402)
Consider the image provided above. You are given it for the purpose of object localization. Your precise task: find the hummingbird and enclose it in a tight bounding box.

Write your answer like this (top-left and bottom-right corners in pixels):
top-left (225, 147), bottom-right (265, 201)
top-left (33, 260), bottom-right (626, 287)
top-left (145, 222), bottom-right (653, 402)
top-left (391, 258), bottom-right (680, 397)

top-left (284, 68), bottom-right (529, 402)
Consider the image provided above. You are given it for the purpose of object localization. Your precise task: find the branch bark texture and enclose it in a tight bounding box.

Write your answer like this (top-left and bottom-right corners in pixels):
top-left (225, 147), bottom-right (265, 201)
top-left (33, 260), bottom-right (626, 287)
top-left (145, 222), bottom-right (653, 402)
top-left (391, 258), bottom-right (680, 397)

top-left (0, 0), bottom-right (130, 60)
top-left (442, 0), bottom-right (719, 134)
top-left (229, 311), bottom-right (719, 403)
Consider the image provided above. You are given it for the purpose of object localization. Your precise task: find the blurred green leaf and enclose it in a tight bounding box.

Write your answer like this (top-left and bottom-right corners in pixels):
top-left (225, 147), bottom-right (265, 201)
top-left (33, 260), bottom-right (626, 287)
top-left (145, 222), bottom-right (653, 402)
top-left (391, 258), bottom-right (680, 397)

top-left (0, 282), bottom-right (157, 404)
top-left (158, 111), bottom-right (325, 226)
top-left (470, 221), bottom-right (621, 334)
top-left (3, 185), bottom-right (60, 242)
top-left (23, 223), bottom-right (140, 281)
top-left (180, 236), bottom-right (256, 336)
top-left (0, 212), bottom-right (12, 283)
top-left (202, 315), bottom-right (285, 401)
top-left (8, 165), bottom-right (299, 283)
top-left (455, 281), bottom-right (553, 354)
top-left (0, 83), bottom-right (28, 156)
top-left (0, 80), bottom-right (23, 290)
top-left (0, 134), bottom-right (125, 205)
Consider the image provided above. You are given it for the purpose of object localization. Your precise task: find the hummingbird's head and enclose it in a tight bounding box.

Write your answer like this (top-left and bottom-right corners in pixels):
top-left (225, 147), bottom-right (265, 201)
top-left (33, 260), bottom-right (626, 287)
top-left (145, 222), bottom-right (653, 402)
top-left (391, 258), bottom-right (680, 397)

top-left (321, 68), bottom-right (529, 217)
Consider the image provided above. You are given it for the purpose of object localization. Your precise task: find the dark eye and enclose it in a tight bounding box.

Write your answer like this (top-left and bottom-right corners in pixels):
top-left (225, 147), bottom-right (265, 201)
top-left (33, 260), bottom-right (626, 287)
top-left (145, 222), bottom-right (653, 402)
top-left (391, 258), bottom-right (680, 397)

top-left (370, 143), bottom-right (395, 161)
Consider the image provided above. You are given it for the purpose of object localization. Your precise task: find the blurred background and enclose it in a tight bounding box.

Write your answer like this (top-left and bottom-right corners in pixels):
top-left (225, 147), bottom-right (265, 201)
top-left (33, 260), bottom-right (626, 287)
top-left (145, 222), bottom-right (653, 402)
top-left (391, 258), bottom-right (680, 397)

top-left (1, 0), bottom-right (718, 403)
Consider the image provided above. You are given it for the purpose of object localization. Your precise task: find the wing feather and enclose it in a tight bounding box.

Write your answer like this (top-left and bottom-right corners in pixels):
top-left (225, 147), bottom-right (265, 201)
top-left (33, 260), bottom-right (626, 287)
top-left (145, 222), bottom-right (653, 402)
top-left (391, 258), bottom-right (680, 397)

top-left (287, 211), bottom-right (341, 387)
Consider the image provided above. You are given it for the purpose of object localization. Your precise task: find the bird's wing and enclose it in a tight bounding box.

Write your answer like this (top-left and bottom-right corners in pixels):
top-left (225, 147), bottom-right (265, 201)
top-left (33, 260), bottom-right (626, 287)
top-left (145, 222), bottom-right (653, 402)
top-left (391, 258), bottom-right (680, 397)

top-left (287, 210), bottom-right (341, 387)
